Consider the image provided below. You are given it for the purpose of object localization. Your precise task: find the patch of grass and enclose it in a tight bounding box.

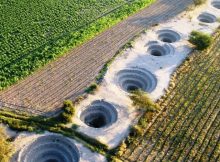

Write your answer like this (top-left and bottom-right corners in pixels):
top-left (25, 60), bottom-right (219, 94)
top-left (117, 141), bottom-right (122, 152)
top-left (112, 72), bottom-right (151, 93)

top-left (193, 0), bottom-right (207, 6)
top-left (0, 109), bottom-right (108, 154)
top-left (0, 127), bottom-right (12, 162)
top-left (189, 31), bottom-right (212, 51)
top-left (129, 90), bottom-right (160, 112)
top-left (85, 83), bottom-right (98, 94)
top-left (58, 100), bottom-right (76, 123)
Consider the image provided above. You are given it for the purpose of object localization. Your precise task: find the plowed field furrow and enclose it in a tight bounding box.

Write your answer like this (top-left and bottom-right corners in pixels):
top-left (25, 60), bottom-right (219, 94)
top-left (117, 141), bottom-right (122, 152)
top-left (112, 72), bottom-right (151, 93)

top-left (153, 86), bottom-right (220, 161)
top-left (150, 59), bottom-right (220, 161)
top-left (189, 114), bottom-right (220, 161)
top-left (183, 108), bottom-right (220, 162)
top-left (0, 0), bottom-right (193, 115)
top-left (140, 72), bottom-right (220, 162)
top-left (166, 86), bottom-right (220, 161)
top-left (197, 121), bottom-right (220, 162)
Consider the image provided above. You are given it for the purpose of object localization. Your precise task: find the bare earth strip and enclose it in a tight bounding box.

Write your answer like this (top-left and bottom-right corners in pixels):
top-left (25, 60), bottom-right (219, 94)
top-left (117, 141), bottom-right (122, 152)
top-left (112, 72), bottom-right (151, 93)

top-left (0, 0), bottom-right (193, 115)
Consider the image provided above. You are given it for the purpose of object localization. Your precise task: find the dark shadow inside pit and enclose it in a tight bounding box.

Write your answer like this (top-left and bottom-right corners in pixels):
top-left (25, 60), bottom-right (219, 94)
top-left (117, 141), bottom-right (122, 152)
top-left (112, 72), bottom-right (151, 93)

top-left (161, 38), bottom-right (172, 43)
top-left (45, 160), bottom-right (58, 162)
top-left (151, 50), bottom-right (162, 56)
top-left (127, 85), bottom-right (139, 92)
top-left (212, 1), bottom-right (220, 9)
top-left (116, 68), bottom-right (157, 93)
top-left (198, 13), bottom-right (216, 23)
top-left (84, 113), bottom-right (107, 128)
top-left (157, 29), bottom-right (181, 43)
top-left (80, 100), bottom-right (118, 129)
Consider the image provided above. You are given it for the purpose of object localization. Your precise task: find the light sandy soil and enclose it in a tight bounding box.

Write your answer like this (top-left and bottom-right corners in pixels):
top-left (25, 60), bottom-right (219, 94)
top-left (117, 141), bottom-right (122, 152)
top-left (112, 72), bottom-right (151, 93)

top-left (73, 0), bottom-right (220, 149)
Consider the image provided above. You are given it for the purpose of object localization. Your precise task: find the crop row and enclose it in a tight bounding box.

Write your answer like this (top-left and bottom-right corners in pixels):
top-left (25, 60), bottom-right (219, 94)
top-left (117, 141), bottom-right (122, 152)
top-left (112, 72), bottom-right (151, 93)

top-left (121, 34), bottom-right (220, 161)
top-left (0, 0), bottom-right (156, 90)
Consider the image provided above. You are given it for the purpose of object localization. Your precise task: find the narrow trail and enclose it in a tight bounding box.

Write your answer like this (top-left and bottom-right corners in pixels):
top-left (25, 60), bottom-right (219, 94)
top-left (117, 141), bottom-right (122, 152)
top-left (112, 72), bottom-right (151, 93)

top-left (0, 0), bottom-right (193, 115)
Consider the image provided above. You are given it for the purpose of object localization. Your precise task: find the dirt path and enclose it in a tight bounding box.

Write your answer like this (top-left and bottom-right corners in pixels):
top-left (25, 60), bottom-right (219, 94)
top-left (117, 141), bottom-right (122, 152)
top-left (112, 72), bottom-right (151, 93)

top-left (0, 0), bottom-right (193, 115)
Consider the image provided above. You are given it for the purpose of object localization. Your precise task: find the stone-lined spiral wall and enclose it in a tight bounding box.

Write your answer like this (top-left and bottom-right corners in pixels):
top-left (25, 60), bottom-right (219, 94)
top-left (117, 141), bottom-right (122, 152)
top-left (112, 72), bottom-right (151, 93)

top-left (212, 1), bottom-right (220, 9)
top-left (18, 135), bottom-right (80, 162)
top-left (147, 41), bottom-right (175, 56)
top-left (80, 100), bottom-right (118, 128)
top-left (157, 29), bottom-right (181, 43)
top-left (197, 12), bottom-right (217, 23)
top-left (116, 67), bottom-right (157, 93)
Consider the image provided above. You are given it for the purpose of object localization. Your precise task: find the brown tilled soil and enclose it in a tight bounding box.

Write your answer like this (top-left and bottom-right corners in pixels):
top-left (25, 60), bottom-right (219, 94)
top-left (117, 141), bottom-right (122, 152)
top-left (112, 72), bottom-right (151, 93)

top-left (0, 0), bottom-right (193, 116)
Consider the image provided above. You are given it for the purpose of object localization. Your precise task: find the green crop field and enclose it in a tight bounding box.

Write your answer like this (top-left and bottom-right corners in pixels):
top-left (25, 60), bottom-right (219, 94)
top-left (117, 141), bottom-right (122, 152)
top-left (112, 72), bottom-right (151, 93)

top-left (0, 0), bottom-right (155, 90)
top-left (118, 32), bottom-right (220, 162)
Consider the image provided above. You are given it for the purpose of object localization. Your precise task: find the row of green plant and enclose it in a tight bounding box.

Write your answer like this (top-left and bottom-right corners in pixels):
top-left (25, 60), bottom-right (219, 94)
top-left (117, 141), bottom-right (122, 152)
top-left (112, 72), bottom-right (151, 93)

top-left (0, 0), bottom-right (155, 90)
top-left (193, 0), bottom-right (207, 6)
top-left (116, 30), bottom-right (220, 161)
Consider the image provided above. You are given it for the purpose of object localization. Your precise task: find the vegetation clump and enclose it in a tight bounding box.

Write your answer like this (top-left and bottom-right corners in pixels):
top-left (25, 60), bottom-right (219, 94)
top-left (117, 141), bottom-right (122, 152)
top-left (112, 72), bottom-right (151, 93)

top-left (193, 0), bottom-right (207, 6)
top-left (85, 83), bottom-right (98, 94)
top-left (189, 31), bottom-right (212, 50)
top-left (0, 127), bottom-right (12, 162)
top-left (59, 100), bottom-right (76, 123)
top-left (129, 90), bottom-right (160, 112)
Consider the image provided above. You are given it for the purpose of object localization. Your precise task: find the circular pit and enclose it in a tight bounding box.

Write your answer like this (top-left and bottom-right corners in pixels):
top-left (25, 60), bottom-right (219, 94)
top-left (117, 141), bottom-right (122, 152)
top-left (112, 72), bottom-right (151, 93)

top-left (19, 135), bottom-right (80, 162)
top-left (157, 29), bottom-right (181, 43)
top-left (212, 1), bottom-right (220, 9)
top-left (116, 68), bottom-right (157, 93)
top-left (80, 100), bottom-right (118, 128)
top-left (197, 12), bottom-right (217, 23)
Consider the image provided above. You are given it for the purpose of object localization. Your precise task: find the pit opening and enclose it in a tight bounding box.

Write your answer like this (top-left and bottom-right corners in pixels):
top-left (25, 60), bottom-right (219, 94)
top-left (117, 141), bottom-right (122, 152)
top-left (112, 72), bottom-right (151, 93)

top-left (212, 1), bottom-right (220, 9)
top-left (46, 160), bottom-right (58, 162)
top-left (19, 135), bottom-right (80, 162)
top-left (198, 12), bottom-right (217, 23)
top-left (116, 68), bottom-right (157, 93)
top-left (157, 29), bottom-right (181, 43)
top-left (147, 42), bottom-right (175, 56)
top-left (151, 49), bottom-right (163, 56)
top-left (80, 100), bottom-right (118, 128)
top-left (84, 113), bottom-right (107, 128)
top-left (161, 38), bottom-right (172, 43)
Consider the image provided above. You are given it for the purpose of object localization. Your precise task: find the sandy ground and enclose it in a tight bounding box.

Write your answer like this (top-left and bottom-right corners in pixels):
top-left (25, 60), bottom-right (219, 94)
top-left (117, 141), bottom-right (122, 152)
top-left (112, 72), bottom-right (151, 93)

top-left (2, 0), bottom-right (220, 160)
top-left (10, 132), bottom-right (106, 162)
top-left (73, 0), bottom-right (220, 149)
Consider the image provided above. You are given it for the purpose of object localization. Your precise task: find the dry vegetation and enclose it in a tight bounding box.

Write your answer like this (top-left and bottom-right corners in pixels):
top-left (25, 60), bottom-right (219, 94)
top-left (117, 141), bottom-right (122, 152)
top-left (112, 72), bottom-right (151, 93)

top-left (0, 127), bottom-right (12, 162)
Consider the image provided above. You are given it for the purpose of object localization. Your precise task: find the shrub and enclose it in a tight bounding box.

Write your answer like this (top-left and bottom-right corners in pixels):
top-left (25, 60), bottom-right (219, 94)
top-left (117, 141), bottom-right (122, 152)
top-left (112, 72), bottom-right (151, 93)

top-left (59, 100), bottom-right (76, 123)
top-left (85, 83), bottom-right (98, 94)
top-left (189, 31), bottom-right (212, 50)
top-left (130, 125), bottom-right (144, 137)
top-left (193, 0), bottom-right (206, 6)
top-left (115, 141), bottom-right (127, 157)
top-left (129, 90), bottom-right (160, 112)
top-left (108, 156), bottom-right (123, 162)
top-left (0, 127), bottom-right (12, 162)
